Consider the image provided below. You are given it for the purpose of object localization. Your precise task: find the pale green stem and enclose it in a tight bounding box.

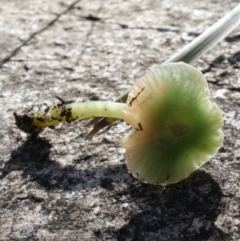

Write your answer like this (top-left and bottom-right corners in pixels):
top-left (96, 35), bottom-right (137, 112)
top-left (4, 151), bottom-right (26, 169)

top-left (67, 102), bottom-right (125, 120)
top-left (31, 101), bottom-right (125, 129)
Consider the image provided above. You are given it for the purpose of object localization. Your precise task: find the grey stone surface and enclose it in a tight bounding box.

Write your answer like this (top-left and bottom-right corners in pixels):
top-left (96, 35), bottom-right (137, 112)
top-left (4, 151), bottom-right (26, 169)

top-left (0, 0), bottom-right (240, 240)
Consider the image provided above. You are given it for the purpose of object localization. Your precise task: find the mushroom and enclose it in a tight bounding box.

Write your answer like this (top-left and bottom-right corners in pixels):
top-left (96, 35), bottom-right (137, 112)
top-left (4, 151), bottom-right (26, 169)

top-left (14, 62), bottom-right (224, 185)
top-left (121, 62), bottom-right (223, 185)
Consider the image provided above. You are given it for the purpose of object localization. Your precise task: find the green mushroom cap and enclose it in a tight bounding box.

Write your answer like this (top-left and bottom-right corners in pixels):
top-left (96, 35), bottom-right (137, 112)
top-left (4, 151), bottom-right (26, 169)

top-left (121, 62), bottom-right (224, 185)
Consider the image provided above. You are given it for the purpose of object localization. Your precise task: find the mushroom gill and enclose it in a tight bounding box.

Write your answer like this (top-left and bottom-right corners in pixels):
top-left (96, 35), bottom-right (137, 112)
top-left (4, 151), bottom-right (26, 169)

top-left (122, 62), bottom-right (224, 185)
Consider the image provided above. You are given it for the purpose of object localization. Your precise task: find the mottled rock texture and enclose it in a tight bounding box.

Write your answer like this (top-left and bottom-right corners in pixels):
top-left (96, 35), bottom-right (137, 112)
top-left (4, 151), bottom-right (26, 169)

top-left (0, 0), bottom-right (240, 240)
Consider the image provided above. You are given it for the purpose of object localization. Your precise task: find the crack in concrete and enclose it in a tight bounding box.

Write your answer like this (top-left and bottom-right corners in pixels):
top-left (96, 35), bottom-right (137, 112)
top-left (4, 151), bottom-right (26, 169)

top-left (0, 0), bottom-right (82, 68)
top-left (77, 14), bottom-right (182, 34)
top-left (74, 5), bottom-right (104, 67)
top-left (229, 87), bottom-right (240, 92)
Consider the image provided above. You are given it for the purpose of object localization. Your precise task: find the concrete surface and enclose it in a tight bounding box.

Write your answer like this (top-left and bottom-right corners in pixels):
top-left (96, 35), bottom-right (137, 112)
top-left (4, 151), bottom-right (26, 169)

top-left (0, 0), bottom-right (240, 240)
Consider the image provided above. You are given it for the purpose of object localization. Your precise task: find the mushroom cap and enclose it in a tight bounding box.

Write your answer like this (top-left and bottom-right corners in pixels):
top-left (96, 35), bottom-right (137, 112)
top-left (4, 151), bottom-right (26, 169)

top-left (121, 62), bottom-right (224, 185)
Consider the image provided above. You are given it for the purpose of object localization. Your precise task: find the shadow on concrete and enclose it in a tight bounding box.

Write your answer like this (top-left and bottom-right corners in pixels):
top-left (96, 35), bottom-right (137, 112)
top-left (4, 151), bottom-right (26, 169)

top-left (116, 171), bottom-right (227, 241)
top-left (0, 136), bottom-right (101, 190)
top-left (202, 50), bottom-right (240, 75)
top-left (1, 136), bottom-right (131, 192)
top-left (1, 137), bottom-right (227, 241)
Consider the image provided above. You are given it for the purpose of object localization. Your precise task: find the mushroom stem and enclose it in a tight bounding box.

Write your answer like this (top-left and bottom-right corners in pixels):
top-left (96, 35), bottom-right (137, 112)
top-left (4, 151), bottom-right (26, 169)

top-left (14, 101), bottom-right (125, 134)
